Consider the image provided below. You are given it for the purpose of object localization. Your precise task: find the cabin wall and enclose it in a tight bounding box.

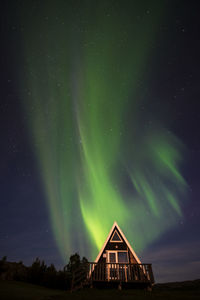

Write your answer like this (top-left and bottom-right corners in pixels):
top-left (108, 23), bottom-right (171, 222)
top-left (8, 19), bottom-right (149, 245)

top-left (129, 250), bottom-right (138, 263)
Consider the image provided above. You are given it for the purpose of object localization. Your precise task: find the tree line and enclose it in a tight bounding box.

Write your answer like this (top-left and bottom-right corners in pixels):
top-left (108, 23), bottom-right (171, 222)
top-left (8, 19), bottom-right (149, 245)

top-left (0, 253), bottom-right (87, 290)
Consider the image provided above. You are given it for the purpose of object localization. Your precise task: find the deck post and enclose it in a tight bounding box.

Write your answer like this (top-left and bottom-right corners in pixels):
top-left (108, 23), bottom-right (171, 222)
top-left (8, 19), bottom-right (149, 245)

top-left (146, 284), bottom-right (152, 292)
top-left (118, 282), bottom-right (122, 290)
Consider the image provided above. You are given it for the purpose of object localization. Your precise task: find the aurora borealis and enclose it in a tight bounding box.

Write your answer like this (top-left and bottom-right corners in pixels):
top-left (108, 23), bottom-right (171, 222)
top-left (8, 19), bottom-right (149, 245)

top-left (1, 0), bottom-right (200, 282)
top-left (18, 0), bottom-right (187, 260)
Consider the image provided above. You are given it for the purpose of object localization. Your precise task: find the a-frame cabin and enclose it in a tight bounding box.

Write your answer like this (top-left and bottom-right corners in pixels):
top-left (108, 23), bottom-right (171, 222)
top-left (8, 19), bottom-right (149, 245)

top-left (95, 221), bottom-right (141, 266)
top-left (71, 222), bottom-right (154, 290)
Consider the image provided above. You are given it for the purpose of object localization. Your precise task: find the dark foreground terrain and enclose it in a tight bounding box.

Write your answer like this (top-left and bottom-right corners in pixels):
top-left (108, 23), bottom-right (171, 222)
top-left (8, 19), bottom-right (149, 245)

top-left (0, 279), bottom-right (200, 300)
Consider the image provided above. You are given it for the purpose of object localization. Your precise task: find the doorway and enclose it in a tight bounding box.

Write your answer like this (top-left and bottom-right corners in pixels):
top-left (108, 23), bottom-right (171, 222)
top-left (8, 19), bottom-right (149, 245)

top-left (107, 251), bottom-right (129, 281)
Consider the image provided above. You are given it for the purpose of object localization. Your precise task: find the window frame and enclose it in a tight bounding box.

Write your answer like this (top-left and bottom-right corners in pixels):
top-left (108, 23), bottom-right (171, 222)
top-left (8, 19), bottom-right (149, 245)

top-left (106, 250), bottom-right (129, 263)
top-left (110, 230), bottom-right (123, 243)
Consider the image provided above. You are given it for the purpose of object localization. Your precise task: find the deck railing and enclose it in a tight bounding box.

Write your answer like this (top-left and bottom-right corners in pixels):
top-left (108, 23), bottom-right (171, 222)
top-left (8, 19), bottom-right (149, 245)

top-left (72, 262), bottom-right (154, 290)
top-left (88, 262), bottom-right (154, 283)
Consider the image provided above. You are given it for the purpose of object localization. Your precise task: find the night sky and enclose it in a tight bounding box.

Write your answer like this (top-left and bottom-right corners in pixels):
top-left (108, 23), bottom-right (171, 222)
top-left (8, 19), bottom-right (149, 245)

top-left (1, 0), bottom-right (200, 283)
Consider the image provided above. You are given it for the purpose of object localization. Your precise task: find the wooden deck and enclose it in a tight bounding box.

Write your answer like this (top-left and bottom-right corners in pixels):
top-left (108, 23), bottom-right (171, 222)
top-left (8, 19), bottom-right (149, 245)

top-left (72, 262), bottom-right (154, 291)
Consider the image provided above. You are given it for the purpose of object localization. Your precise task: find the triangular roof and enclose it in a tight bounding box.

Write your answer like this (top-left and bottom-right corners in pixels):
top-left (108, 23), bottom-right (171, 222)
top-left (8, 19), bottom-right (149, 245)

top-left (95, 221), bottom-right (141, 264)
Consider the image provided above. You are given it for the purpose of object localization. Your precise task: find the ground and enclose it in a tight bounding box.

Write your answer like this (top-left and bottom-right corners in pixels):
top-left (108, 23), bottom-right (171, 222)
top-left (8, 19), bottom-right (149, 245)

top-left (0, 280), bottom-right (200, 300)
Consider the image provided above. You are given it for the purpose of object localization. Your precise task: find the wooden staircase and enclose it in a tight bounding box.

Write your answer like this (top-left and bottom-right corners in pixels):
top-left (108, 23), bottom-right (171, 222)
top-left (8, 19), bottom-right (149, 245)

top-left (71, 264), bottom-right (90, 292)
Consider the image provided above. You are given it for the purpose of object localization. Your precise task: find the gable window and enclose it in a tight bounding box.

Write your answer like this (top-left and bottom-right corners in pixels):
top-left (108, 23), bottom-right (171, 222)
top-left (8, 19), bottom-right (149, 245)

top-left (110, 230), bottom-right (122, 242)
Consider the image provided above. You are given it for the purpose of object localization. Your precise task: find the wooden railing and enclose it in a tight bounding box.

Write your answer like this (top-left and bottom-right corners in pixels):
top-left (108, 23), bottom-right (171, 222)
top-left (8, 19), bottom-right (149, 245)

top-left (72, 262), bottom-right (154, 290)
top-left (88, 262), bottom-right (154, 283)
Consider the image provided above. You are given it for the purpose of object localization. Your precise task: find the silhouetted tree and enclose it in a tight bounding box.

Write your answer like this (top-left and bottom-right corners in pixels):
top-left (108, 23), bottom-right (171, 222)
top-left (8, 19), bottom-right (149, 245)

top-left (0, 253), bottom-right (88, 290)
top-left (0, 256), bottom-right (8, 275)
top-left (28, 258), bottom-right (46, 285)
top-left (65, 253), bottom-right (81, 273)
top-left (43, 263), bottom-right (57, 288)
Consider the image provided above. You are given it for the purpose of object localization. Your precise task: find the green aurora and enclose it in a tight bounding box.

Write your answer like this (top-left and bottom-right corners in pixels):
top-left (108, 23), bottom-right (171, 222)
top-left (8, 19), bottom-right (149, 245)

top-left (19, 1), bottom-right (187, 261)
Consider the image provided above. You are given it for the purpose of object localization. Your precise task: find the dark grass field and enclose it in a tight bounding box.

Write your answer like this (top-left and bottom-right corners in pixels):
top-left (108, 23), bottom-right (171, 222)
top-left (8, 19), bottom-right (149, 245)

top-left (0, 280), bottom-right (200, 300)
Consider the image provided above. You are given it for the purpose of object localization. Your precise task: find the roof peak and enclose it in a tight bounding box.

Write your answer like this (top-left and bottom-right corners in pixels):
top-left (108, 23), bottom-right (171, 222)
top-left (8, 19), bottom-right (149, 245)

top-left (95, 221), bottom-right (141, 264)
top-left (113, 221), bottom-right (121, 228)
